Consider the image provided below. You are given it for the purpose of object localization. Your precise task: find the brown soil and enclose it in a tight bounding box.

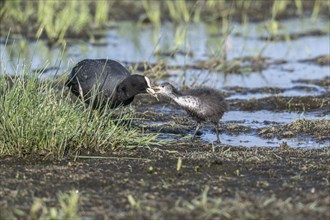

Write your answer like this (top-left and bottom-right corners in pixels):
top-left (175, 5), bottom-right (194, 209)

top-left (229, 94), bottom-right (330, 111)
top-left (299, 55), bottom-right (330, 66)
top-left (1, 145), bottom-right (329, 219)
top-left (259, 30), bottom-right (328, 41)
top-left (293, 76), bottom-right (330, 87)
top-left (259, 119), bottom-right (330, 141)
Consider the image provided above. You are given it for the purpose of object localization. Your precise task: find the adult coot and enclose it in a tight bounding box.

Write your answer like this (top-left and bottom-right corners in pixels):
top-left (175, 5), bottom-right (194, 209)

top-left (66, 59), bottom-right (155, 109)
top-left (148, 82), bottom-right (228, 143)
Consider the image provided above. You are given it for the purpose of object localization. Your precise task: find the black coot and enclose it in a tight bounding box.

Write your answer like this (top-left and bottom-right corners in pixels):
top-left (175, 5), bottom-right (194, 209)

top-left (149, 82), bottom-right (228, 143)
top-left (66, 59), bottom-right (154, 109)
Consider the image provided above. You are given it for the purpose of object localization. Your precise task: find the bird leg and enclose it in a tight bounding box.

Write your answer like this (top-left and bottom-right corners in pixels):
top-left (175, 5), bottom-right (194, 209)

top-left (215, 125), bottom-right (221, 144)
top-left (192, 123), bottom-right (201, 141)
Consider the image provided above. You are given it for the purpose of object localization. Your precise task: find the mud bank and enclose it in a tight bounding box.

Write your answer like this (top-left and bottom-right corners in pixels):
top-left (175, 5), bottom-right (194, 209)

top-left (1, 145), bottom-right (329, 219)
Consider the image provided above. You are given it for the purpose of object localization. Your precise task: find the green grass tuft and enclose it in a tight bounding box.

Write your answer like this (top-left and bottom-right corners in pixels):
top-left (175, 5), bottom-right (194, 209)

top-left (24, 190), bottom-right (79, 219)
top-left (0, 72), bottom-right (158, 159)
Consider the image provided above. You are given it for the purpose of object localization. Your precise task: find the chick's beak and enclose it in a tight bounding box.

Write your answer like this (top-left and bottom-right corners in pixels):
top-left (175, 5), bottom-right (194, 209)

top-left (152, 86), bottom-right (161, 93)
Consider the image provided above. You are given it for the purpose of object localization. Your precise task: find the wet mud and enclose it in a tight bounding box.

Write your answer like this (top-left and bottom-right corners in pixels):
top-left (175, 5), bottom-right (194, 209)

top-left (259, 119), bottom-right (330, 141)
top-left (299, 55), bottom-right (330, 66)
top-left (1, 145), bottom-right (329, 219)
top-left (293, 76), bottom-right (330, 87)
top-left (230, 94), bottom-right (330, 111)
top-left (259, 29), bottom-right (328, 41)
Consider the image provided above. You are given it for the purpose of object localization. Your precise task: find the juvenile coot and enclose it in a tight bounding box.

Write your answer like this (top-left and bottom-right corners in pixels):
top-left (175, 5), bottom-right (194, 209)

top-left (66, 59), bottom-right (155, 109)
top-left (148, 82), bottom-right (228, 143)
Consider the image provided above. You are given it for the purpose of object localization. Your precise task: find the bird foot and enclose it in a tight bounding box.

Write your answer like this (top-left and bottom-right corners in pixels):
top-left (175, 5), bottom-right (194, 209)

top-left (213, 138), bottom-right (222, 144)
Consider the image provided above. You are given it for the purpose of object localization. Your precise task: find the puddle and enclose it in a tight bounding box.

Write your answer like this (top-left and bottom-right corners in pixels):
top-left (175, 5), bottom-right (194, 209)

top-left (231, 17), bottom-right (329, 38)
top-left (228, 17), bottom-right (329, 60)
top-left (141, 107), bottom-right (329, 148)
top-left (229, 35), bottom-right (330, 61)
top-left (223, 110), bottom-right (328, 128)
top-left (204, 133), bottom-right (325, 148)
top-left (166, 63), bottom-right (329, 89)
top-left (279, 88), bottom-right (324, 97)
top-left (226, 86), bottom-right (325, 100)
top-left (145, 121), bottom-right (327, 148)
top-left (226, 93), bottom-right (273, 100)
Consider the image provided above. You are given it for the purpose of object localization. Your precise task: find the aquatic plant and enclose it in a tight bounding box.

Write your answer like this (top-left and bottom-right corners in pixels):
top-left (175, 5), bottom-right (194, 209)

top-left (0, 0), bottom-right (329, 43)
top-left (141, 0), bottom-right (161, 27)
top-left (94, 1), bottom-right (111, 28)
top-left (0, 0), bottom-right (111, 44)
top-left (173, 25), bottom-right (189, 52)
top-left (37, 1), bottom-right (84, 43)
top-left (166, 0), bottom-right (191, 23)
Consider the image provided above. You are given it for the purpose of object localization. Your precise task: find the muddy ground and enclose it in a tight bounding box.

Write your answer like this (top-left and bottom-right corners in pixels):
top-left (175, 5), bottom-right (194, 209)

top-left (1, 143), bottom-right (329, 219)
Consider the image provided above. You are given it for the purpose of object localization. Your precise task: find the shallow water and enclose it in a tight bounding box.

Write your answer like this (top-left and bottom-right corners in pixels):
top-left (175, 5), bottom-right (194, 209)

top-left (212, 110), bottom-right (328, 148)
top-left (167, 63), bottom-right (330, 89)
top-left (223, 110), bottom-right (329, 128)
top-left (142, 109), bottom-right (329, 148)
top-left (205, 133), bottom-right (324, 148)
top-left (1, 17), bottom-right (329, 148)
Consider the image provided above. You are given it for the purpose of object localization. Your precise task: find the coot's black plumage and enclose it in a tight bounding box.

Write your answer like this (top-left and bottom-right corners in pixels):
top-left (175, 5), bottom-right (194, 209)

top-left (150, 82), bottom-right (228, 143)
top-left (66, 59), bottom-right (153, 109)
